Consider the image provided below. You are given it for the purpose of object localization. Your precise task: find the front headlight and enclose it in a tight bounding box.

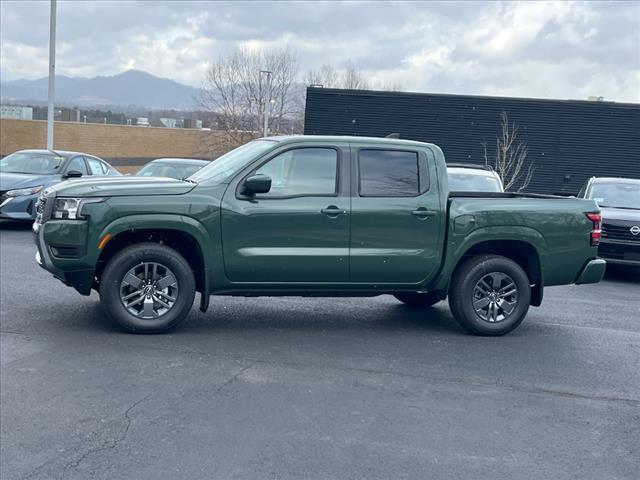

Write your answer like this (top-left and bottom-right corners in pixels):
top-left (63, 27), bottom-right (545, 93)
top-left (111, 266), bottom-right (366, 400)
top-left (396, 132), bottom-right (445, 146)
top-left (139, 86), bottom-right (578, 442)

top-left (52, 197), bottom-right (105, 220)
top-left (6, 185), bottom-right (44, 197)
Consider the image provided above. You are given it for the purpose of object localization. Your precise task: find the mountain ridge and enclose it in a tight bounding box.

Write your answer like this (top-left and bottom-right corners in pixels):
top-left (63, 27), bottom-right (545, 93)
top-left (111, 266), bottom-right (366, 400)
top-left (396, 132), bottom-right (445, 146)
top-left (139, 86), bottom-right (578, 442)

top-left (1, 70), bottom-right (200, 109)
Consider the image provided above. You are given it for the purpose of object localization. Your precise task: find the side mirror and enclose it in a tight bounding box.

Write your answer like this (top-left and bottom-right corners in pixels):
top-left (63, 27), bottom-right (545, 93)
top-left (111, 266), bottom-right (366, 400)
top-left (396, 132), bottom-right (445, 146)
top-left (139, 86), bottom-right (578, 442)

top-left (243, 174), bottom-right (271, 195)
top-left (64, 170), bottom-right (83, 179)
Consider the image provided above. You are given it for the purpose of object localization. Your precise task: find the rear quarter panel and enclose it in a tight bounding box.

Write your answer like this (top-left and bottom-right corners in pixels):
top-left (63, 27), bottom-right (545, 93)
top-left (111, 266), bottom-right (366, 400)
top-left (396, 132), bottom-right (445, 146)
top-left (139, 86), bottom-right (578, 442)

top-left (436, 197), bottom-right (599, 289)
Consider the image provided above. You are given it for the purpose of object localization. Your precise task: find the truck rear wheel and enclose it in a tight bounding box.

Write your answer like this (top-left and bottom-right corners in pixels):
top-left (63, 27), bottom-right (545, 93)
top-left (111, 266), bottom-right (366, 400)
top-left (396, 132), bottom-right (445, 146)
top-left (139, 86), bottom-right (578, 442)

top-left (99, 243), bottom-right (195, 333)
top-left (448, 255), bottom-right (530, 336)
top-left (393, 292), bottom-right (441, 308)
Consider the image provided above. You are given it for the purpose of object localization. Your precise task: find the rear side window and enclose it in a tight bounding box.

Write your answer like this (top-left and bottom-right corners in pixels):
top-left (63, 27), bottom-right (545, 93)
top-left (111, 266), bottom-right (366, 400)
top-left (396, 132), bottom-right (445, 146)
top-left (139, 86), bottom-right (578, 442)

top-left (85, 157), bottom-right (105, 175)
top-left (359, 149), bottom-right (425, 197)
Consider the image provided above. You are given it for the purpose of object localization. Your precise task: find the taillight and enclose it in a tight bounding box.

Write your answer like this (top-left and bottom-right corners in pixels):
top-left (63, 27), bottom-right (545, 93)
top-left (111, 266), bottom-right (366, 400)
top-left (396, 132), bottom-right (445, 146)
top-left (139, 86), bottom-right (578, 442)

top-left (586, 212), bottom-right (601, 246)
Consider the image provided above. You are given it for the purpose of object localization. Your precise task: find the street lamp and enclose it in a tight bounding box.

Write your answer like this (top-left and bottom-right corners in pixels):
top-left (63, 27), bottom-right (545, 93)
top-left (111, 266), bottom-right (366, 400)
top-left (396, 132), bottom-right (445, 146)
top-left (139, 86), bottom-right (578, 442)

top-left (260, 70), bottom-right (272, 137)
top-left (47, 0), bottom-right (57, 149)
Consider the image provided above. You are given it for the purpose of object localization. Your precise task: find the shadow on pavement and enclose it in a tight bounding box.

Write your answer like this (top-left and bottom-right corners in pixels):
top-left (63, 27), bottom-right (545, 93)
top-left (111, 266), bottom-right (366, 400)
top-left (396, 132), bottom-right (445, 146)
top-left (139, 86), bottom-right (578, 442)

top-left (0, 220), bottom-right (33, 231)
top-left (70, 297), bottom-right (468, 337)
top-left (604, 264), bottom-right (640, 284)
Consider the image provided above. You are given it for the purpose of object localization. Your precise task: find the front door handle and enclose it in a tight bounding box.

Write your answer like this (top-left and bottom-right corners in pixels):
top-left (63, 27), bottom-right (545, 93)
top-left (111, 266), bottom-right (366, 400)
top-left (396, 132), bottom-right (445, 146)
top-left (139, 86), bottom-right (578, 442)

top-left (321, 206), bottom-right (347, 216)
top-left (411, 208), bottom-right (436, 218)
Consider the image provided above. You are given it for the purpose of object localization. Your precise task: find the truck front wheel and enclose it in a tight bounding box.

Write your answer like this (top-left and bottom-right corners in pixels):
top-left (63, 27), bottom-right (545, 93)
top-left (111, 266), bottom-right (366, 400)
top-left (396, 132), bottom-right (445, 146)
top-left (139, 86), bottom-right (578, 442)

top-left (99, 243), bottom-right (196, 333)
top-left (448, 255), bottom-right (531, 336)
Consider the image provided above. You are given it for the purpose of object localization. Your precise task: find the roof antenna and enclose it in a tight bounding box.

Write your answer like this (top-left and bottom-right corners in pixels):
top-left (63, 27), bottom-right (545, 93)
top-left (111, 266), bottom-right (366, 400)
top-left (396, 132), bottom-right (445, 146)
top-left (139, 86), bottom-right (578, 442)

top-left (385, 133), bottom-right (400, 139)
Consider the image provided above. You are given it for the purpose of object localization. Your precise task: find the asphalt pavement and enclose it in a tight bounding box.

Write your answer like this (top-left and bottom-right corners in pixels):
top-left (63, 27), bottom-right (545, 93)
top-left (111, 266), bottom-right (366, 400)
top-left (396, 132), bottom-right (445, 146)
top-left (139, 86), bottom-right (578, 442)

top-left (1, 220), bottom-right (639, 480)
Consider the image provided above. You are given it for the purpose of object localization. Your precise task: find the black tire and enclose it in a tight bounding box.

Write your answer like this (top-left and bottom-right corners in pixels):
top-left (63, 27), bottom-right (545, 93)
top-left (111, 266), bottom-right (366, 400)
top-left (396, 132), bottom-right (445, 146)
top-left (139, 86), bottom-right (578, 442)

top-left (448, 255), bottom-right (531, 336)
top-left (99, 243), bottom-right (196, 333)
top-left (393, 292), bottom-right (442, 308)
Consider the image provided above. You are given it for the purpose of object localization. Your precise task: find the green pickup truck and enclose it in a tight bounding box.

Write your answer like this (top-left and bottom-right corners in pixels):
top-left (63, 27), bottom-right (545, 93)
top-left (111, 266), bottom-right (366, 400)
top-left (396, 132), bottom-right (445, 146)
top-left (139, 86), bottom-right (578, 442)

top-left (33, 136), bottom-right (606, 335)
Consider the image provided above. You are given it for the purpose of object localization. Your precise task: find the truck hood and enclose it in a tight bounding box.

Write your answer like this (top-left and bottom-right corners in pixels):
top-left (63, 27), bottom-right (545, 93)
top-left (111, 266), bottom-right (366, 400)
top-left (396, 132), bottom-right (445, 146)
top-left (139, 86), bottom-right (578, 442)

top-left (0, 172), bottom-right (62, 191)
top-left (47, 176), bottom-right (197, 197)
top-left (600, 206), bottom-right (640, 222)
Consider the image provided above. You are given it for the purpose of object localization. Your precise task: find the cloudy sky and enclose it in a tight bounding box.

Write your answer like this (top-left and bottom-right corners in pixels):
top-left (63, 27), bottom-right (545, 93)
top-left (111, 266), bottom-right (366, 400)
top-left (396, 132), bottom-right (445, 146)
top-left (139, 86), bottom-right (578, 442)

top-left (1, 0), bottom-right (638, 102)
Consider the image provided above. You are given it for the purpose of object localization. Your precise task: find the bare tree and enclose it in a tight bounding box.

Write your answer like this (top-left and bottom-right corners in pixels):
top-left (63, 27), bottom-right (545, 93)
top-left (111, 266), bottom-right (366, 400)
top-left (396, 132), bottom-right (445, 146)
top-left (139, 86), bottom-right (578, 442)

top-left (197, 46), bottom-right (300, 153)
top-left (304, 63), bottom-right (339, 87)
top-left (341, 61), bottom-right (369, 90)
top-left (483, 111), bottom-right (534, 192)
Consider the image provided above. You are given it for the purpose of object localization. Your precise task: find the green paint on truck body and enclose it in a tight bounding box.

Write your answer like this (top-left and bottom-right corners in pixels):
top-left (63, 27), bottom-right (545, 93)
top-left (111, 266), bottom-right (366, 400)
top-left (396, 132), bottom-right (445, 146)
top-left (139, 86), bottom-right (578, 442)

top-left (34, 135), bottom-right (603, 303)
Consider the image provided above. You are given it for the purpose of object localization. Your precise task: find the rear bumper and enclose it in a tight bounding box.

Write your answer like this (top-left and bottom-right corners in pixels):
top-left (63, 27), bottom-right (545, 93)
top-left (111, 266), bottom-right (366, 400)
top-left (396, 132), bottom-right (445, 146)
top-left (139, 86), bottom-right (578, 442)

top-left (33, 223), bottom-right (94, 295)
top-left (575, 258), bottom-right (606, 285)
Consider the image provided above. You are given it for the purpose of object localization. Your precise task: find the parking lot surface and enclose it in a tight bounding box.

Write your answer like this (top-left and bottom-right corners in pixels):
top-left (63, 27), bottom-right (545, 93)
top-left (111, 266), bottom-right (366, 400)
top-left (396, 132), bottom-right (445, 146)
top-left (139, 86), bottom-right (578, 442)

top-left (1, 220), bottom-right (639, 480)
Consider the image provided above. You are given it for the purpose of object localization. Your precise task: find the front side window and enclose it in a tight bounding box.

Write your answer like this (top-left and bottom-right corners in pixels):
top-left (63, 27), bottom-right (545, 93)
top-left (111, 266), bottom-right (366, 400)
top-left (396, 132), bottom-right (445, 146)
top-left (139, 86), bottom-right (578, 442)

top-left (359, 150), bottom-right (421, 196)
top-left (66, 157), bottom-right (88, 175)
top-left (254, 148), bottom-right (338, 198)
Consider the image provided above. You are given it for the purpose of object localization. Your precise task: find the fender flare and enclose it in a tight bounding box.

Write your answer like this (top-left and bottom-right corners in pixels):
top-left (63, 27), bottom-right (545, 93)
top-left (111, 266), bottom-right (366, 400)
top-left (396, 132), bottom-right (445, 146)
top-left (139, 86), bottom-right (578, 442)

top-left (433, 225), bottom-right (547, 301)
top-left (96, 214), bottom-right (219, 310)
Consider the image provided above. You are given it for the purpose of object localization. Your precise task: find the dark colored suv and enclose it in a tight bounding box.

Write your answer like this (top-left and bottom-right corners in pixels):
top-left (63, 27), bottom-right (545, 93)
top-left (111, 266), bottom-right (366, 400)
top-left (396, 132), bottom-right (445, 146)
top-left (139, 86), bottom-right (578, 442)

top-left (578, 177), bottom-right (640, 266)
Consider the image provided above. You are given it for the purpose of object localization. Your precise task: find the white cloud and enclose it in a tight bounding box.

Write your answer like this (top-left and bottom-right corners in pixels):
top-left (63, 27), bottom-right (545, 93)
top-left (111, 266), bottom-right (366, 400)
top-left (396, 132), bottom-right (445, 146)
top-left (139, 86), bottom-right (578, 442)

top-left (0, 0), bottom-right (638, 102)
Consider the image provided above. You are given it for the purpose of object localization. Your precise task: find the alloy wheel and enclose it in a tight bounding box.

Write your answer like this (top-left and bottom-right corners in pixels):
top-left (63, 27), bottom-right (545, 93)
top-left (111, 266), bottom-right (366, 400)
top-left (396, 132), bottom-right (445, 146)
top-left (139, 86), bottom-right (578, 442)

top-left (119, 262), bottom-right (179, 319)
top-left (472, 272), bottom-right (519, 323)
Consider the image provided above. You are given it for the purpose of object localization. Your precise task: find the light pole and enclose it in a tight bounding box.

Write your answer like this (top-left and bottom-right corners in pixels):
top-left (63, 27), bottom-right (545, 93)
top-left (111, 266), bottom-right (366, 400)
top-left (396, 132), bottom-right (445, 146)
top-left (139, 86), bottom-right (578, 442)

top-left (46, 0), bottom-right (57, 150)
top-left (260, 70), bottom-right (272, 137)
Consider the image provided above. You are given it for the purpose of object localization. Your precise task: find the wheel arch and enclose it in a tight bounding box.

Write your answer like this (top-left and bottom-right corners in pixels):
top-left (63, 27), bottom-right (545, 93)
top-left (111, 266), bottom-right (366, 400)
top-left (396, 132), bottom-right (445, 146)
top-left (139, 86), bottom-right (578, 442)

top-left (443, 237), bottom-right (544, 306)
top-left (94, 215), bottom-right (216, 300)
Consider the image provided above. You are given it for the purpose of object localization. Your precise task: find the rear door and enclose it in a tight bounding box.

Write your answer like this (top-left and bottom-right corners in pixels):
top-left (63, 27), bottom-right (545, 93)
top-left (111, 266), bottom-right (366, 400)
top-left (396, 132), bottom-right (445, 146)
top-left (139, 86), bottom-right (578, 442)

top-left (349, 144), bottom-right (444, 283)
top-left (221, 144), bottom-right (350, 283)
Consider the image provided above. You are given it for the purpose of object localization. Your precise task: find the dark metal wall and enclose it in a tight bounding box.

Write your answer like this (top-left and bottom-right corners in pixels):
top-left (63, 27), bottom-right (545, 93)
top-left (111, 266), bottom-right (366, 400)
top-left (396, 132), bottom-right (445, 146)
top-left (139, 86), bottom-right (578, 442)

top-left (304, 88), bottom-right (640, 194)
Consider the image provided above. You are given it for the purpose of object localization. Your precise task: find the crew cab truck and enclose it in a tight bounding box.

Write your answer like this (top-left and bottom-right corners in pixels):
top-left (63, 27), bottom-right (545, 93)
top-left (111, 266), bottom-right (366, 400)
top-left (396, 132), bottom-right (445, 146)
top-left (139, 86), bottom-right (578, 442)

top-left (33, 136), bottom-right (606, 336)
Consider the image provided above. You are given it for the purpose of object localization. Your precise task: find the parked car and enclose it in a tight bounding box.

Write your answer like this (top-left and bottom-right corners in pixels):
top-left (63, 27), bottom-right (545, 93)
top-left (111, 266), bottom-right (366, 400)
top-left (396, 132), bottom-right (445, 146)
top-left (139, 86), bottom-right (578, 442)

top-left (33, 136), bottom-right (605, 336)
top-left (136, 158), bottom-right (209, 179)
top-left (447, 163), bottom-right (504, 192)
top-left (0, 149), bottom-right (120, 221)
top-left (577, 176), bottom-right (640, 266)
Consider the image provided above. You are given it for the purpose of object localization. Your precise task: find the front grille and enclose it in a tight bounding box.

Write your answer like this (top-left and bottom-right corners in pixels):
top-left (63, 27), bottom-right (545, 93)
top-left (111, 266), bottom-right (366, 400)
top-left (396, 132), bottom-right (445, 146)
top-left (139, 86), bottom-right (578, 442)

top-left (602, 222), bottom-right (640, 242)
top-left (34, 195), bottom-right (49, 224)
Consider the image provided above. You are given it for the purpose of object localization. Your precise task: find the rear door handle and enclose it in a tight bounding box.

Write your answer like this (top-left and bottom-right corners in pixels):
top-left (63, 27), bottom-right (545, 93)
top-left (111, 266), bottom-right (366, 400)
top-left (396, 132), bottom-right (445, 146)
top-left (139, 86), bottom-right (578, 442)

top-left (411, 208), bottom-right (436, 218)
top-left (321, 206), bottom-right (347, 216)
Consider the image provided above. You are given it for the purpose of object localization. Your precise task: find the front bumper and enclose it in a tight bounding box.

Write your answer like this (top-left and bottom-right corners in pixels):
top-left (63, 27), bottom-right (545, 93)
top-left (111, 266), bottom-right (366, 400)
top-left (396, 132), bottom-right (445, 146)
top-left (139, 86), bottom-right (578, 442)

top-left (0, 193), bottom-right (39, 221)
top-left (33, 222), bottom-right (94, 295)
top-left (575, 258), bottom-right (607, 285)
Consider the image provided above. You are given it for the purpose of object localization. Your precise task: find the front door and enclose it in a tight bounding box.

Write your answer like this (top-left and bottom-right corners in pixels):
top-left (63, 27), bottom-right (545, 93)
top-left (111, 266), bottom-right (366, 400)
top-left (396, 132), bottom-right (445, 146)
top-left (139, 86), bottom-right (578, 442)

top-left (221, 146), bottom-right (350, 283)
top-left (349, 145), bottom-right (444, 284)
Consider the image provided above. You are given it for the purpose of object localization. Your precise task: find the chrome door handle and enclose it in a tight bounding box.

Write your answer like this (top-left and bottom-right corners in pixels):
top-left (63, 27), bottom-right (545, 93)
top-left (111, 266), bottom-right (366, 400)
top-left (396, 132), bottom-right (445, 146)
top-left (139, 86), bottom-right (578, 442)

top-left (321, 206), bottom-right (347, 216)
top-left (411, 209), bottom-right (436, 218)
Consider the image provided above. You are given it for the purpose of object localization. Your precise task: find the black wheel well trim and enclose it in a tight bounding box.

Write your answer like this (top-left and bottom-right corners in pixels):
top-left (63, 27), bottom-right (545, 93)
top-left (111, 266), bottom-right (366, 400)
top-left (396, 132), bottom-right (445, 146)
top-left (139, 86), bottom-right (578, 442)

top-left (446, 239), bottom-right (544, 306)
top-left (94, 228), bottom-right (207, 295)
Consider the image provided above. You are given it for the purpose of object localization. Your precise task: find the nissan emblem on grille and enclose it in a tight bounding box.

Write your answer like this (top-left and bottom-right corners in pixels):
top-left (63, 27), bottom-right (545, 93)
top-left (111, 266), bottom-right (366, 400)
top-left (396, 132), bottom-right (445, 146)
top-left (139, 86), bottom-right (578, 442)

top-left (631, 225), bottom-right (640, 236)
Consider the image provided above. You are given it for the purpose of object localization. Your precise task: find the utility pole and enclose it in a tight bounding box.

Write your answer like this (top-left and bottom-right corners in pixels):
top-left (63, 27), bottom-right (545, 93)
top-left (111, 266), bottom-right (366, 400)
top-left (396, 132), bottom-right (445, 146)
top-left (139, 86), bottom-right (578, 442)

top-left (46, 0), bottom-right (57, 150)
top-left (260, 70), bottom-right (272, 137)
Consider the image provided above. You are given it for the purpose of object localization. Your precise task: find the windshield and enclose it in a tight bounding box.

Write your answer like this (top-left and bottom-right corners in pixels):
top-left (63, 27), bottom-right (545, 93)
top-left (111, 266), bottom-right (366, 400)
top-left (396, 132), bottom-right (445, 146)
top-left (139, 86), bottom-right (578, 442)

top-left (590, 181), bottom-right (640, 209)
top-left (448, 171), bottom-right (503, 192)
top-left (137, 162), bottom-right (206, 180)
top-left (0, 151), bottom-right (65, 175)
top-left (188, 140), bottom-right (278, 184)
